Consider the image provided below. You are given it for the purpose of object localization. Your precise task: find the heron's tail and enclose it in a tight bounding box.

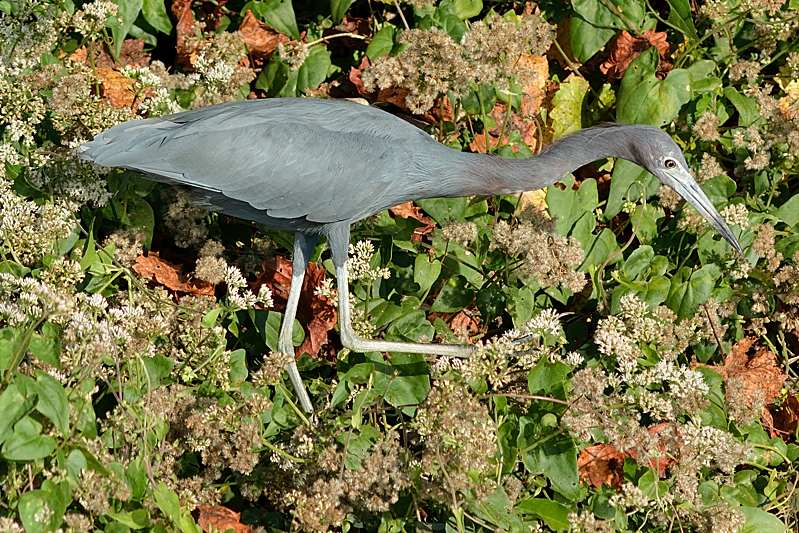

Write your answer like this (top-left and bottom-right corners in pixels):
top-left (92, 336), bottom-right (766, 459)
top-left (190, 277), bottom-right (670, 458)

top-left (78, 117), bottom-right (177, 167)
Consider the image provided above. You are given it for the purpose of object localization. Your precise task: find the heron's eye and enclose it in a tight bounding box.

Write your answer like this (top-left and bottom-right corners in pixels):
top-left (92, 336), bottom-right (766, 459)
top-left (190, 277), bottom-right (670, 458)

top-left (664, 158), bottom-right (677, 169)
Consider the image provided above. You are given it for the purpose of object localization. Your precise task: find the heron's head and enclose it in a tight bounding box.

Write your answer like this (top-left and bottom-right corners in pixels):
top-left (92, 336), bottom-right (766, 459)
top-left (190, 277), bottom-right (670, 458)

top-left (627, 126), bottom-right (743, 255)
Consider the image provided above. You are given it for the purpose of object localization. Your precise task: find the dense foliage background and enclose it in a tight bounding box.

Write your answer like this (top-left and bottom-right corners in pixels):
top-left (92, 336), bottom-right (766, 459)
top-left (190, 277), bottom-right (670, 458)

top-left (2, 0), bottom-right (799, 531)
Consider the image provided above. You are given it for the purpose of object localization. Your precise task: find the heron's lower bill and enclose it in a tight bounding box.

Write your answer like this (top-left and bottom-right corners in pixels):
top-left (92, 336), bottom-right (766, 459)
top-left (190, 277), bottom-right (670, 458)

top-left (675, 176), bottom-right (743, 255)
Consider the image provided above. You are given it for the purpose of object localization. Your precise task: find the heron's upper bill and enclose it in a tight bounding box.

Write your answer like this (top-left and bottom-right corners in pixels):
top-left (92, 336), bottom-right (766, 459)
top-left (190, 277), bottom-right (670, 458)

top-left (667, 167), bottom-right (744, 255)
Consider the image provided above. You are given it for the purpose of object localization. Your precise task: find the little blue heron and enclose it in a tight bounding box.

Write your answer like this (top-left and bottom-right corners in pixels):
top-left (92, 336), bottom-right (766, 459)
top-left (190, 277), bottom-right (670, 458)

top-left (80, 97), bottom-right (742, 413)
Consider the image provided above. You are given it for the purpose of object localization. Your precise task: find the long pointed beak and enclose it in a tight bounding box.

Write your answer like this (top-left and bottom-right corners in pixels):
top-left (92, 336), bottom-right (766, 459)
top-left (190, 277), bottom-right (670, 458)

top-left (669, 169), bottom-right (743, 255)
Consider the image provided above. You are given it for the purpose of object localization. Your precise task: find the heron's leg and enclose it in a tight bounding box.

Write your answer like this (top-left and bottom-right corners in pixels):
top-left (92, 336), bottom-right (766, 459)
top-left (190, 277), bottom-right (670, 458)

top-left (334, 260), bottom-right (474, 358)
top-left (279, 233), bottom-right (318, 414)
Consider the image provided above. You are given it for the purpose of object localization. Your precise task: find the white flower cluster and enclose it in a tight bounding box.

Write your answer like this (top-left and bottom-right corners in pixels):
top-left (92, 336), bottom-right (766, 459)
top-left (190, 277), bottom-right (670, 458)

top-left (681, 419), bottom-right (751, 474)
top-left (347, 240), bottom-right (391, 282)
top-left (595, 315), bottom-right (641, 376)
top-left (29, 159), bottom-right (113, 208)
top-left (720, 203), bottom-right (750, 229)
top-left (0, 181), bottom-right (77, 265)
top-left (71, 0), bottom-right (118, 37)
top-left (223, 265), bottom-right (273, 310)
top-left (120, 63), bottom-right (182, 116)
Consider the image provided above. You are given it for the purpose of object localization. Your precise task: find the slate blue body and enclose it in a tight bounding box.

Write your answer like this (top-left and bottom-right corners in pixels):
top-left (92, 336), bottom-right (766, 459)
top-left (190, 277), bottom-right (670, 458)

top-left (80, 96), bottom-right (742, 413)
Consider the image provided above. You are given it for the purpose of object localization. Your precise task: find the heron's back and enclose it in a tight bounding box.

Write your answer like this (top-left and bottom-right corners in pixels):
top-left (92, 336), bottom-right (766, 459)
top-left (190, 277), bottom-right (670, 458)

top-left (80, 98), bottom-right (446, 227)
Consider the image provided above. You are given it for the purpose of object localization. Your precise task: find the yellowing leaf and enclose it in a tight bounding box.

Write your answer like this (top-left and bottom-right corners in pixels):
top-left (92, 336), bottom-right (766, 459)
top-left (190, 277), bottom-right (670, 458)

top-left (550, 75), bottom-right (589, 140)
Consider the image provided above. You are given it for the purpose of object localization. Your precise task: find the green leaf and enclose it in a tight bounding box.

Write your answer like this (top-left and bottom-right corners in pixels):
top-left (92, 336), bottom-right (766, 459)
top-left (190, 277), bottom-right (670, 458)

top-left (109, 0), bottom-right (144, 60)
top-left (201, 307), bottom-right (222, 328)
top-left (741, 507), bottom-right (789, 533)
top-left (417, 197), bottom-right (468, 224)
top-left (297, 45), bottom-right (332, 93)
top-left (776, 194), bottom-right (799, 227)
top-left (154, 483), bottom-right (202, 533)
top-left (413, 254), bottom-right (441, 299)
top-left (0, 382), bottom-right (28, 444)
top-left (254, 310), bottom-right (304, 351)
top-left (383, 353), bottom-right (430, 409)
top-left (18, 490), bottom-right (55, 533)
top-left (330, 0), bottom-right (353, 23)
top-left (34, 373), bottom-right (69, 435)
top-left (28, 327), bottom-right (60, 368)
top-left (666, 0), bottom-right (697, 39)
top-left (142, 0), bottom-right (172, 34)
top-left (724, 87), bottom-right (760, 127)
top-left (125, 196), bottom-right (154, 249)
top-left (516, 498), bottom-right (570, 530)
top-left (106, 509), bottom-right (151, 529)
top-left (229, 349), bottom-right (248, 386)
top-left (452, 0), bottom-right (482, 19)
top-left (431, 275), bottom-right (473, 312)
top-left (256, 54), bottom-right (296, 96)
top-left (528, 359), bottom-right (570, 394)
top-left (2, 416), bottom-right (56, 461)
top-left (571, 0), bottom-right (645, 30)
top-left (686, 59), bottom-right (720, 93)
top-left (617, 48), bottom-right (692, 126)
top-left (702, 174), bottom-right (736, 205)
top-left (550, 75), bottom-right (589, 140)
top-left (630, 204), bottom-right (664, 243)
top-left (386, 310), bottom-right (434, 342)
top-left (366, 25), bottom-right (395, 60)
top-left (666, 264), bottom-right (720, 319)
top-left (569, 15), bottom-right (614, 62)
top-left (546, 176), bottom-right (598, 237)
top-left (622, 245), bottom-right (654, 280)
top-left (0, 327), bottom-right (19, 371)
top-left (523, 434), bottom-right (580, 500)
top-left (605, 158), bottom-right (657, 218)
top-left (580, 228), bottom-right (620, 268)
top-left (255, 0), bottom-right (299, 39)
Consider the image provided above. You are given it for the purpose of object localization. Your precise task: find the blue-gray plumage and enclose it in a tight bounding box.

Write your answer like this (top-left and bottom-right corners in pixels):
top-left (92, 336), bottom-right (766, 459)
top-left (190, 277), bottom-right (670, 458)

top-left (80, 97), bottom-right (742, 413)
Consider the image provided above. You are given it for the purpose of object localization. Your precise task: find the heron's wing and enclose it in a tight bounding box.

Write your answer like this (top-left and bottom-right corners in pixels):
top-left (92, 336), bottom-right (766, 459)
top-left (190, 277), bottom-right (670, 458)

top-left (81, 98), bottom-right (431, 223)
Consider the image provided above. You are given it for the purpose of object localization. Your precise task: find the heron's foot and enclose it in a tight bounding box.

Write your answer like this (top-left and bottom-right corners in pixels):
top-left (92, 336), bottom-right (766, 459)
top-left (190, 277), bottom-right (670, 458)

top-left (339, 328), bottom-right (473, 358)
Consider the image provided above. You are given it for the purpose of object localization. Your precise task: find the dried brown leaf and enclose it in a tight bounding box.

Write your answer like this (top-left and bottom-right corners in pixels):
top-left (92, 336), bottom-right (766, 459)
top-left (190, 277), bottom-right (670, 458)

top-left (349, 56), bottom-right (370, 96)
top-left (768, 394), bottom-right (799, 439)
top-left (450, 310), bottom-right (480, 341)
top-left (197, 504), bottom-right (251, 533)
top-left (173, 0), bottom-right (201, 68)
top-left (701, 337), bottom-right (787, 427)
top-left (238, 10), bottom-right (288, 59)
top-left (517, 54), bottom-right (548, 115)
top-left (69, 39), bottom-right (150, 69)
top-left (578, 444), bottom-right (625, 488)
top-left (297, 262), bottom-right (337, 359)
top-left (97, 67), bottom-right (137, 109)
top-left (253, 257), bottom-right (337, 359)
top-left (600, 30), bottom-right (671, 80)
top-left (133, 253), bottom-right (215, 296)
top-left (389, 201), bottom-right (435, 242)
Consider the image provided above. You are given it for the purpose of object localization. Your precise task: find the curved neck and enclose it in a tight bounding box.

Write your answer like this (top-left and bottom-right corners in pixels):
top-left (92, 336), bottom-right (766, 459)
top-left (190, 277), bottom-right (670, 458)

top-left (448, 125), bottom-right (641, 196)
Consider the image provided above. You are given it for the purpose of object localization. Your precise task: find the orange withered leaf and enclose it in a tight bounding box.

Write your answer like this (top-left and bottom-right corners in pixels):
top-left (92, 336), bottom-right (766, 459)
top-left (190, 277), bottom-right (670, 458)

top-left (238, 10), bottom-right (289, 59)
top-left (600, 30), bottom-right (671, 79)
top-left (577, 444), bottom-right (625, 488)
top-left (450, 310), bottom-right (480, 341)
top-left (768, 394), bottom-right (799, 439)
top-left (389, 201), bottom-right (436, 242)
top-left (700, 337), bottom-right (787, 428)
top-left (297, 261), bottom-right (337, 359)
top-left (172, 0), bottom-right (200, 68)
top-left (253, 257), bottom-right (337, 359)
top-left (197, 505), bottom-right (251, 533)
top-left (133, 253), bottom-right (215, 296)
